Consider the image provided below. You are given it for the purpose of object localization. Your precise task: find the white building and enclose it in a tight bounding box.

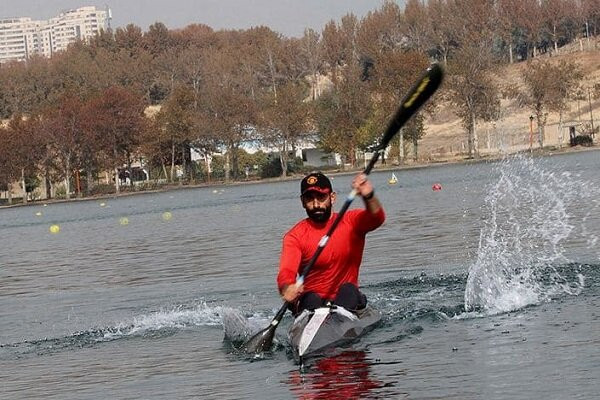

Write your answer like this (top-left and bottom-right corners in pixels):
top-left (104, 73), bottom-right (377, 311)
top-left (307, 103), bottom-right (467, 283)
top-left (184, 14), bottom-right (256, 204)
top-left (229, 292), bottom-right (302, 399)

top-left (0, 6), bottom-right (111, 63)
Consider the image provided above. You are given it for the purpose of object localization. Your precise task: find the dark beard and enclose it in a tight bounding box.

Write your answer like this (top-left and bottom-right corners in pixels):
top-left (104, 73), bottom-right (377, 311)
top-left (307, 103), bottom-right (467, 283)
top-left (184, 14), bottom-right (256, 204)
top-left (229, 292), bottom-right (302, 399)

top-left (306, 206), bottom-right (331, 223)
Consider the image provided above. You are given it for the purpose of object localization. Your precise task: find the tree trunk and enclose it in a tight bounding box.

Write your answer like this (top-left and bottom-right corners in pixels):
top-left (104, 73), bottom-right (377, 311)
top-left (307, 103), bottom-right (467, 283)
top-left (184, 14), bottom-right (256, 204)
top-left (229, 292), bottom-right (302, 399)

top-left (21, 168), bottom-right (27, 204)
top-left (589, 89), bottom-right (596, 135)
top-left (558, 110), bottom-right (564, 148)
top-left (204, 154), bottom-right (211, 183)
top-left (161, 162), bottom-right (169, 181)
top-left (225, 151), bottom-right (230, 182)
top-left (8, 185), bottom-right (12, 205)
top-left (412, 138), bottom-right (418, 162)
top-left (399, 129), bottom-right (405, 164)
top-left (279, 144), bottom-right (288, 178)
top-left (170, 141), bottom-right (175, 183)
top-left (76, 169), bottom-right (82, 198)
top-left (113, 145), bottom-right (120, 194)
top-left (114, 166), bottom-right (120, 194)
top-left (65, 159), bottom-right (71, 200)
top-left (45, 169), bottom-right (52, 200)
top-left (126, 152), bottom-right (133, 187)
top-left (467, 111), bottom-right (477, 158)
top-left (231, 144), bottom-right (239, 180)
top-left (86, 168), bottom-right (93, 197)
top-left (180, 144), bottom-right (186, 185)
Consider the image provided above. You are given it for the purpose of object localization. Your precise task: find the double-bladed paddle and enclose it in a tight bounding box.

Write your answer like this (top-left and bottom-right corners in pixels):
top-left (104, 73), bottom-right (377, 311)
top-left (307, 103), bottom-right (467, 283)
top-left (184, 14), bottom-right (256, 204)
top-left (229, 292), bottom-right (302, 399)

top-left (243, 63), bottom-right (445, 355)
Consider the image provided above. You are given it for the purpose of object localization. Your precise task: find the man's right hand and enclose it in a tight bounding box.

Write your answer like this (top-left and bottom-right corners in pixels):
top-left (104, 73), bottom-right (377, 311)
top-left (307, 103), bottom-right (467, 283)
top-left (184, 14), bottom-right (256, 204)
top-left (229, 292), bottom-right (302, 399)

top-left (282, 282), bottom-right (304, 302)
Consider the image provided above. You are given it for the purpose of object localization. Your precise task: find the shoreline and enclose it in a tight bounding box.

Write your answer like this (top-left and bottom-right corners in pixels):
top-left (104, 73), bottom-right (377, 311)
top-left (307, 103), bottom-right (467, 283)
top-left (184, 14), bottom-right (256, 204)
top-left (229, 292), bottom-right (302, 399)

top-left (2, 145), bottom-right (598, 209)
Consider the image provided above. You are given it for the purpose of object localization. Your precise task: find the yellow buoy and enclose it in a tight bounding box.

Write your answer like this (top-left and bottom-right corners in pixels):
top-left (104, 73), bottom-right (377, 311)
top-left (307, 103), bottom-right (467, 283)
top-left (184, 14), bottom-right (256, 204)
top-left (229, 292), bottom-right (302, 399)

top-left (100, 202), bottom-right (106, 207)
top-left (49, 224), bottom-right (60, 234)
top-left (35, 211), bottom-right (43, 216)
top-left (119, 217), bottom-right (129, 226)
top-left (162, 212), bottom-right (172, 221)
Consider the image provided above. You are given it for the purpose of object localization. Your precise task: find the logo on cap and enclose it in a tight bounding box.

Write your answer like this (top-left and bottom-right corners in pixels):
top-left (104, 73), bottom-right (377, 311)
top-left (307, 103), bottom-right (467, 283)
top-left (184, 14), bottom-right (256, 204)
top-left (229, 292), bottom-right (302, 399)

top-left (301, 172), bottom-right (332, 195)
top-left (306, 176), bottom-right (318, 185)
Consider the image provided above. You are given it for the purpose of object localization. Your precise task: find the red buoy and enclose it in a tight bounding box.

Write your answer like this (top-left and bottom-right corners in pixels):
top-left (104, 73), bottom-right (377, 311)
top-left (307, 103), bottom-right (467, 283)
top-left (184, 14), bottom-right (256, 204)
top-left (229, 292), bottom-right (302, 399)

top-left (432, 183), bottom-right (442, 191)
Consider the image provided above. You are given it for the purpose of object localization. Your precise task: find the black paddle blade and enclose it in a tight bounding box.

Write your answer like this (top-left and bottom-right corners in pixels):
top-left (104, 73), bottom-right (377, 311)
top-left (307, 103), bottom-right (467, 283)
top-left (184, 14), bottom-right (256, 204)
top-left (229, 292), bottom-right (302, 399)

top-left (379, 63), bottom-right (444, 150)
top-left (243, 324), bottom-right (276, 354)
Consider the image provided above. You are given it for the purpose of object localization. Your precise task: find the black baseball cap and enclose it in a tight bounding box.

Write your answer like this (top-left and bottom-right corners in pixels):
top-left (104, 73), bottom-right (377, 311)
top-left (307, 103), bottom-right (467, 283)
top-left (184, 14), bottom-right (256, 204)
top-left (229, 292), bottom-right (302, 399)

top-left (301, 172), bottom-right (332, 195)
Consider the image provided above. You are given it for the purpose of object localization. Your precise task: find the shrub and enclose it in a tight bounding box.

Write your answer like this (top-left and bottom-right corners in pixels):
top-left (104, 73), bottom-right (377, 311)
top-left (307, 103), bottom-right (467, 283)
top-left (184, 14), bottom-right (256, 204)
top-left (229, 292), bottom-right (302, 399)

top-left (572, 135), bottom-right (593, 147)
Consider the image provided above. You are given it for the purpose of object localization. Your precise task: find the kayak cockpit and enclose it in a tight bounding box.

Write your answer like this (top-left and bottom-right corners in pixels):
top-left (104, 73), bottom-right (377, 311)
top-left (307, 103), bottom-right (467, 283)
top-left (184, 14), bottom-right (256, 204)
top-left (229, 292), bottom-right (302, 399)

top-left (288, 305), bottom-right (381, 360)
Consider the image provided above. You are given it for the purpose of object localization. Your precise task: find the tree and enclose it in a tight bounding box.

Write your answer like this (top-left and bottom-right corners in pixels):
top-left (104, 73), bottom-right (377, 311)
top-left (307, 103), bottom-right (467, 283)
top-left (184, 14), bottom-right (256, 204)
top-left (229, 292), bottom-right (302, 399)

top-left (447, 44), bottom-right (500, 158)
top-left (426, 0), bottom-right (458, 64)
top-left (541, 0), bottom-right (572, 54)
top-left (258, 82), bottom-right (312, 177)
top-left (369, 49), bottom-right (430, 163)
top-left (403, 0), bottom-right (431, 53)
top-left (87, 87), bottom-right (148, 193)
top-left (299, 29), bottom-right (325, 100)
top-left (154, 86), bottom-right (197, 183)
top-left (41, 95), bottom-right (86, 199)
top-left (519, 59), bottom-right (583, 148)
top-left (496, 0), bottom-right (528, 63)
top-left (4, 115), bottom-right (42, 203)
top-left (445, 0), bottom-right (500, 158)
top-left (0, 124), bottom-right (18, 204)
top-left (316, 64), bottom-right (372, 168)
top-left (198, 43), bottom-right (258, 181)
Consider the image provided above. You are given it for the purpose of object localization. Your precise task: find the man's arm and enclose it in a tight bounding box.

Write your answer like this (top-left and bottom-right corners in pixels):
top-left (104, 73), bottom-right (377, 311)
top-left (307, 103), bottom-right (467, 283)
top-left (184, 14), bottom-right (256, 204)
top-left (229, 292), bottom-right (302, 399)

top-left (277, 233), bottom-right (304, 302)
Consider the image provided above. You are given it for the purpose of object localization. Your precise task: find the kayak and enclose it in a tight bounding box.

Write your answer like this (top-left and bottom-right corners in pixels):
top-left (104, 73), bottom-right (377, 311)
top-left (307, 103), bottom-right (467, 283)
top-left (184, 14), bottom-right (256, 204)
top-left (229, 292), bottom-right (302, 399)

top-left (288, 305), bottom-right (381, 359)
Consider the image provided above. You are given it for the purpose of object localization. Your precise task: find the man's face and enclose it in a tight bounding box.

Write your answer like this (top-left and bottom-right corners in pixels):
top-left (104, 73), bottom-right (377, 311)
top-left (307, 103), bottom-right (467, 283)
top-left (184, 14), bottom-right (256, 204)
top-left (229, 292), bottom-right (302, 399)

top-left (301, 190), bottom-right (336, 223)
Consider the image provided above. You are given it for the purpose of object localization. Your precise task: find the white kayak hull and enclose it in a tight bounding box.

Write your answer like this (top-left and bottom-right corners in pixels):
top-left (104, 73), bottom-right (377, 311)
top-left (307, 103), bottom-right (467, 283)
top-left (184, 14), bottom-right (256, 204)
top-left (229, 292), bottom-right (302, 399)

top-left (288, 305), bottom-right (381, 359)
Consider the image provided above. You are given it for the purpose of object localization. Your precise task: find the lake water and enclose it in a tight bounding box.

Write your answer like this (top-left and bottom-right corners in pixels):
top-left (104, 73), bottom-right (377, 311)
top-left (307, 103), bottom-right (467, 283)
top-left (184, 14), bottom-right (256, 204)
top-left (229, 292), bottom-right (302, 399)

top-left (1, 150), bottom-right (599, 399)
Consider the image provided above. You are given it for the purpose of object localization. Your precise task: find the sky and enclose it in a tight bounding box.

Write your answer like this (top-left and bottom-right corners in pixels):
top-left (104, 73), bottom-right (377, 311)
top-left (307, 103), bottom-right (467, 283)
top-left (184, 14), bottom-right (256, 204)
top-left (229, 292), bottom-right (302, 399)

top-left (1, 0), bottom-right (401, 37)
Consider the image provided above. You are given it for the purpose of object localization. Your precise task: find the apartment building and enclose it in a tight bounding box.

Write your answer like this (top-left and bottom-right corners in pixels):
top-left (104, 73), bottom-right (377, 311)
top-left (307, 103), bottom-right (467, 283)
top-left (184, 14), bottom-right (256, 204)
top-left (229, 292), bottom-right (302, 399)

top-left (0, 6), bottom-right (111, 63)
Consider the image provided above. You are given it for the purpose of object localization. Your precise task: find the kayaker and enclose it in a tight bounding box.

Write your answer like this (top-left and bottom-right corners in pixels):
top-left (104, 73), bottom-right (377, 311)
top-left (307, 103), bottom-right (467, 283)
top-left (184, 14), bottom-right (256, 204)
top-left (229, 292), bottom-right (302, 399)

top-left (277, 171), bottom-right (385, 315)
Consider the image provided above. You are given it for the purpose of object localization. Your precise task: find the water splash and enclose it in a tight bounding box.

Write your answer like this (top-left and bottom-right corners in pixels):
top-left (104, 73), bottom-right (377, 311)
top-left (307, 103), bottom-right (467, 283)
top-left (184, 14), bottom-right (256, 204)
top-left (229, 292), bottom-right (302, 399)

top-left (465, 155), bottom-right (595, 314)
top-left (102, 302), bottom-right (227, 340)
top-left (0, 302), bottom-right (236, 357)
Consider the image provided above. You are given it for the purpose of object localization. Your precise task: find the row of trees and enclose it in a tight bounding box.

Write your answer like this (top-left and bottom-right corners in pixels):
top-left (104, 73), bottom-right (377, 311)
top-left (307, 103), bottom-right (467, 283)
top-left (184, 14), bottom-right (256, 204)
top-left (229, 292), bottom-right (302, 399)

top-left (0, 87), bottom-right (146, 202)
top-left (1, 0), bottom-right (599, 203)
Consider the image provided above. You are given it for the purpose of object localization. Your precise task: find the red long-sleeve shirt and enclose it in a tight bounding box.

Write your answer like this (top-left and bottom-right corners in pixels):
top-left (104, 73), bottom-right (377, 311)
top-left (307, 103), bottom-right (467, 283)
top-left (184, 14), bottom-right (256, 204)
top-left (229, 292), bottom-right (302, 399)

top-left (277, 208), bottom-right (385, 300)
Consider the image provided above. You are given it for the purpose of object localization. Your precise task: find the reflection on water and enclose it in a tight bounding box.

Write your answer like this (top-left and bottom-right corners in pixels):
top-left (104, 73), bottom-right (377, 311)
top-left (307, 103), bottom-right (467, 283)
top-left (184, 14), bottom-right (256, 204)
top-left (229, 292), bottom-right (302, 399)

top-left (286, 351), bottom-right (392, 399)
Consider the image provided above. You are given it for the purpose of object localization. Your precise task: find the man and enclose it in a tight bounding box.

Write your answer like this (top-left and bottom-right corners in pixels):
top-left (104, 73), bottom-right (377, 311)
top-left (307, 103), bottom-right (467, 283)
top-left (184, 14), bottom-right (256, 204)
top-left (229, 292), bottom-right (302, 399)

top-left (277, 171), bottom-right (385, 315)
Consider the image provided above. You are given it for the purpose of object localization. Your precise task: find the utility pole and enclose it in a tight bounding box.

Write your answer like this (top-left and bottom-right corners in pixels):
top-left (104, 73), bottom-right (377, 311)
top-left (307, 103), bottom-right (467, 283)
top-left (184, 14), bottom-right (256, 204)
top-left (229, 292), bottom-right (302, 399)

top-left (589, 88), bottom-right (595, 137)
top-left (529, 115), bottom-right (534, 151)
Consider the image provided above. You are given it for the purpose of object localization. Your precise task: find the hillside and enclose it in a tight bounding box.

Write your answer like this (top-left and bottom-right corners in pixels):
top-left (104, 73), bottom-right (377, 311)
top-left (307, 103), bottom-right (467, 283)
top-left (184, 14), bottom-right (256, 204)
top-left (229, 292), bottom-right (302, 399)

top-left (419, 38), bottom-right (600, 162)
